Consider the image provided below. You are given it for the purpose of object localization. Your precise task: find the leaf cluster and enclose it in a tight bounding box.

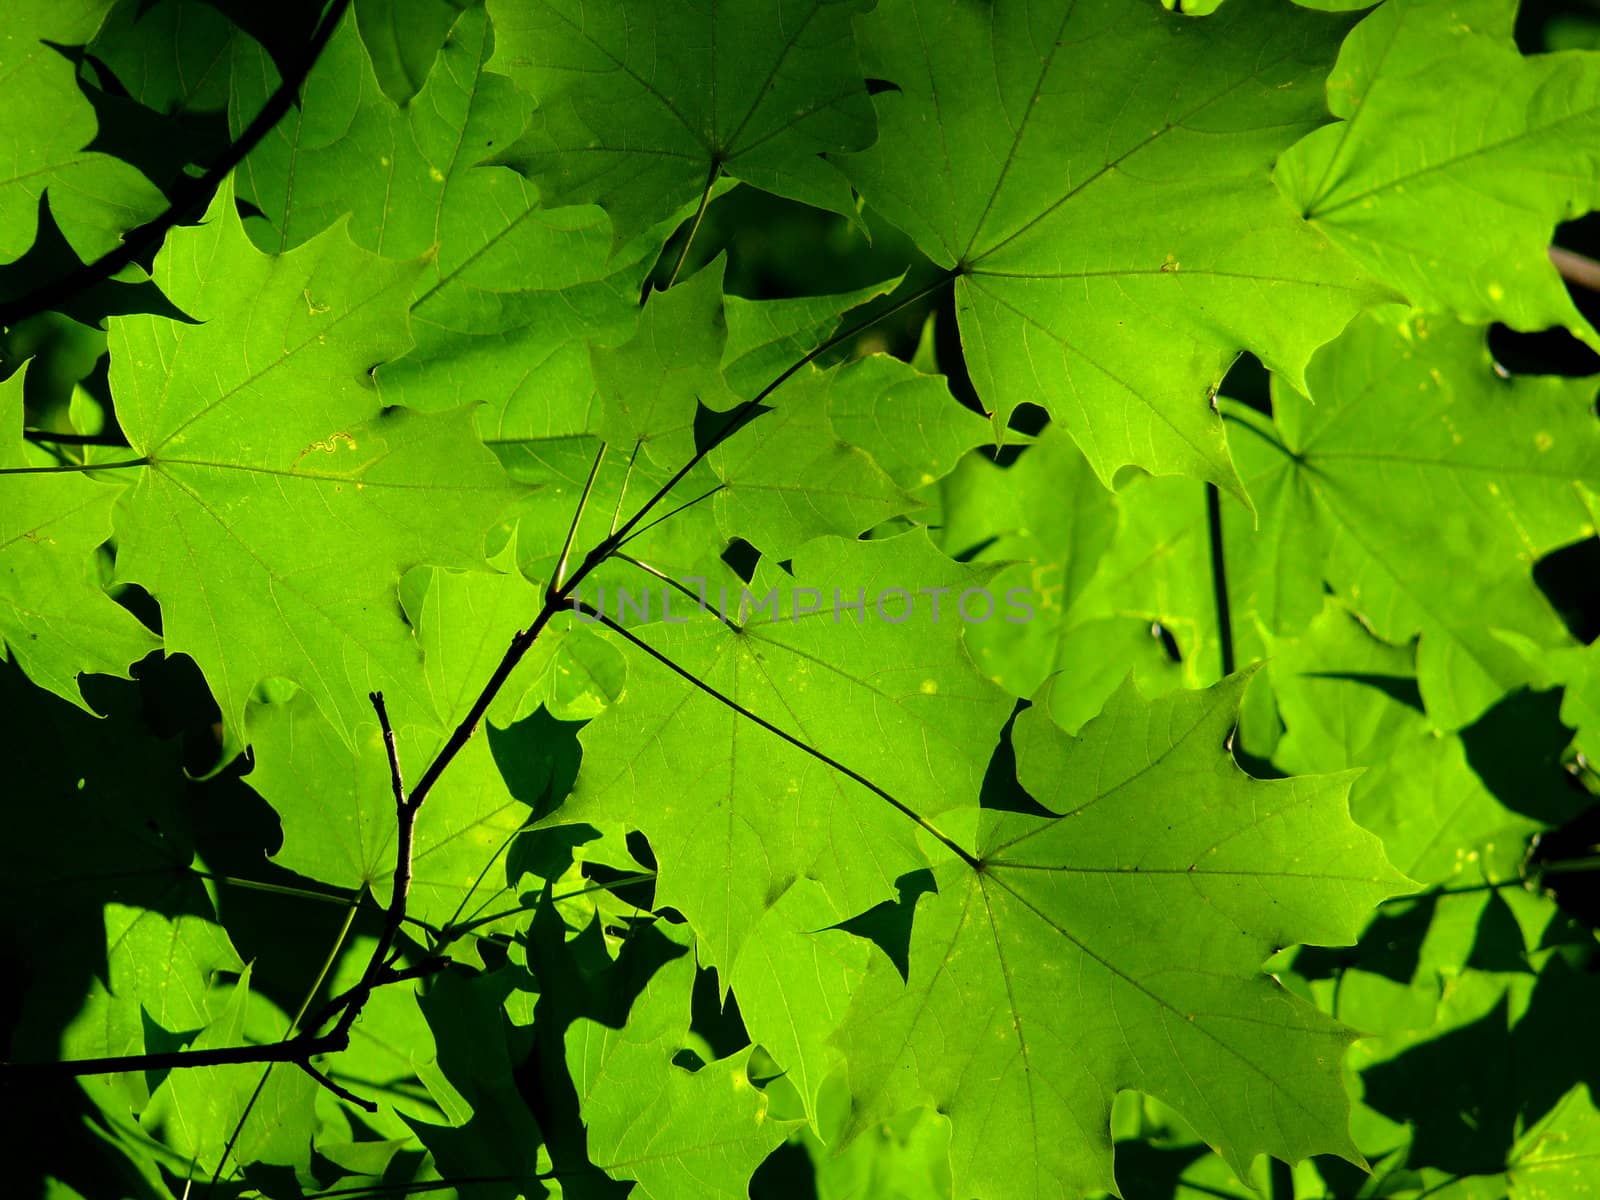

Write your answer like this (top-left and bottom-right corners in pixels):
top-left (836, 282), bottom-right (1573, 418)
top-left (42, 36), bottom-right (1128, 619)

top-left (1, 1), bottom-right (1599, 1199)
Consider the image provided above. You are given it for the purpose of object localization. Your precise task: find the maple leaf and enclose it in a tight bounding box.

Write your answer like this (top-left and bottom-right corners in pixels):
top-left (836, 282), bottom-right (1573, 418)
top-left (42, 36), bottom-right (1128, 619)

top-left (106, 188), bottom-right (524, 749)
top-left (489, 0), bottom-right (876, 244)
top-left (838, 0), bottom-right (1388, 498)
top-left (836, 675), bottom-right (1411, 1199)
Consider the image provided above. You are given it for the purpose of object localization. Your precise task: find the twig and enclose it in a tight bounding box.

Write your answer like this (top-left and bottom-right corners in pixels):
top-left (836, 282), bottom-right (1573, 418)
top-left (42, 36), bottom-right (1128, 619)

top-left (327, 693), bottom-right (415, 1042)
top-left (1551, 245), bottom-right (1600, 293)
top-left (296, 1060), bottom-right (378, 1114)
top-left (0, 1034), bottom-right (343, 1077)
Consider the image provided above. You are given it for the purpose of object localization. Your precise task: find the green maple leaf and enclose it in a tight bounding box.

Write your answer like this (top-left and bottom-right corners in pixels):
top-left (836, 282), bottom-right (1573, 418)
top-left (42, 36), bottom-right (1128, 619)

top-left (489, 0), bottom-right (876, 245)
top-left (106, 189), bottom-right (523, 747)
top-left (1276, 0), bottom-right (1600, 348)
top-left (568, 951), bottom-right (792, 1199)
top-left (61, 903), bottom-right (244, 1110)
top-left (409, 541), bottom-right (627, 726)
top-left (838, 0), bottom-right (1387, 497)
top-left (590, 262), bottom-right (982, 556)
top-left (712, 348), bottom-right (993, 562)
top-left (727, 879), bottom-right (872, 1127)
top-left (705, 362), bottom-right (920, 558)
top-left (246, 686), bottom-right (534, 934)
top-left (1225, 309), bottom-right (1600, 730)
top-left (0, 0), bottom-right (166, 265)
top-left (813, 353), bottom-right (992, 496)
top-left (1266, 604), bottom-right (1585, 888)
top-left (232, 5), bottom-right (529, 260)
top-left (1506, 1083), bottom-right (1600, 1200)
top-left (88, 0), bottom-right (244, 118)
top-left (937, 424), bottom-right (1119, 697)
top-left (835, 674), bottom-right (1411, 1199)
top-left (721, 276), bottom-right (902, 396)
top-left (593, 259), bottom-right (743, 466)
top-left (563, 531), bottom-right (1013, 968)
top-left (0, 366), bottom-right (158, 707)
top-left (354, 0), bottom-right (471, 105)
top-left (939, 425), bottom-right (1226, 717)
top-left (140, 967), bottom-right (319, 1177)
top-left (230, 6), bottom-right (659, 438)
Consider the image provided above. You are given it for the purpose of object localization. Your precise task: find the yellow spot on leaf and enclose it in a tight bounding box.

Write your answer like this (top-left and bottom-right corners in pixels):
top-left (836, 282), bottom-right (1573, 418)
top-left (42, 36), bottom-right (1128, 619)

top-left (919, 679), bottom-right (938, 695)
top-left (429, 166), bottom-right (446, 182)
top-left (1487, 282), bottom-right (1505, 302)
top-left (1535, 431), bottom-right (1553, 451)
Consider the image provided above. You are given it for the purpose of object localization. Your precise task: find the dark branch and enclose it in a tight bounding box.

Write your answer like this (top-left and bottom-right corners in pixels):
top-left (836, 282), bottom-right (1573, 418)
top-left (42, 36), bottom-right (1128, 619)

top-left (327, 691), bottom-right (419, 1042)
top-left (297, 1059), bottom-right (378, 1113)
top-left (0, 1033), bottom-right (342, 1078)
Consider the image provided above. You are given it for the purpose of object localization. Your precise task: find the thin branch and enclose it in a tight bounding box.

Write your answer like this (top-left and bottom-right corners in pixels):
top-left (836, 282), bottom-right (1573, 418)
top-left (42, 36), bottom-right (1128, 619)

top-left (328, 692), bottom-right (415, 1042)
top-left (0, 1035), bottom-right (343, 1077)
top-left (296, 1059), bottom-right (378, 1113)
top-left (0, 0), bottom-right (357, 330)
top-left (576, 601), bottom-right (982, 871)
top-left (1551, 245), bottom-right (1600, 293)
top-left (371, 690), bottom-right (407, 810)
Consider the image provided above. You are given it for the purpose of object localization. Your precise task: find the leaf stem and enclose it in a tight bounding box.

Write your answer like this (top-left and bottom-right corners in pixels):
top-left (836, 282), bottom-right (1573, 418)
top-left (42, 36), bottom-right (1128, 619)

top-left (0, 457), bottom-right (149, 475)
top-left (553, 442), bottom-right (607, 592)
top-left (23, 429), bottom-right (130, 448)
top-left (1205, 482), bottom-right (1235, 677)
top-left (662, 162), bottom-right (721, 291)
